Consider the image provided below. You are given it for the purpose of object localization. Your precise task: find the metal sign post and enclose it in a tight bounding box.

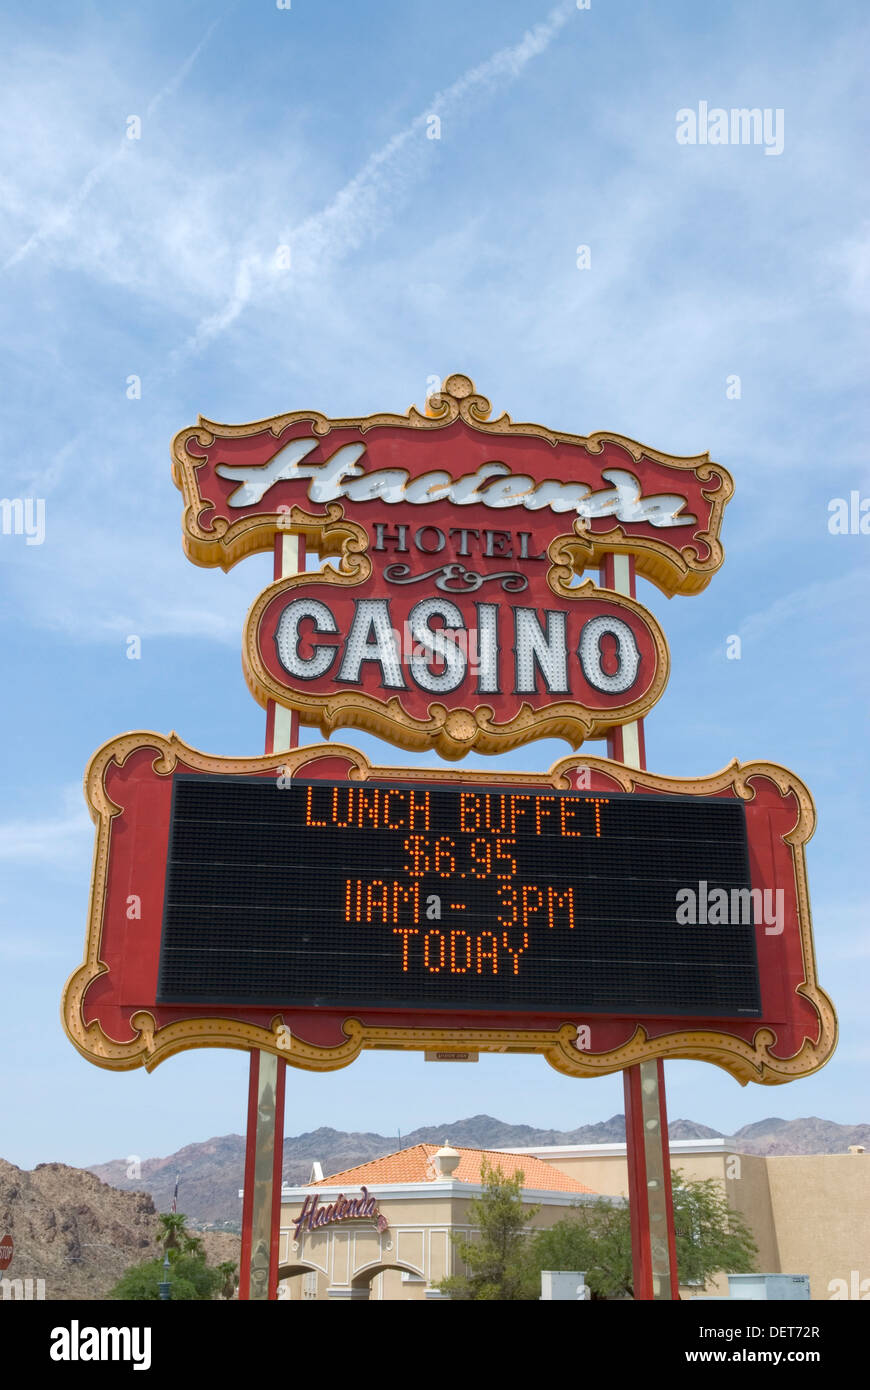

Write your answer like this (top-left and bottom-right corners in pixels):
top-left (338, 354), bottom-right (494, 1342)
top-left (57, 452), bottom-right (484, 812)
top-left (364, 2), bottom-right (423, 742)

top-left (603, 552), bottom-right (678, 1301)
top-left (239, 532), bottom-right (303, 1300)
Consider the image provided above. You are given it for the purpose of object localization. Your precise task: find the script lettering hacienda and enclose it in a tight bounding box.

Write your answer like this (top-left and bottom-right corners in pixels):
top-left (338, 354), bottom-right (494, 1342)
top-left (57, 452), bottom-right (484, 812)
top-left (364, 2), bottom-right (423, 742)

top-left (172, 375), bottom-right (733, 597)
top-left (291, 1187), bottom-right (388, 1240)
top-left (217, 441), bottom-right (696, 528)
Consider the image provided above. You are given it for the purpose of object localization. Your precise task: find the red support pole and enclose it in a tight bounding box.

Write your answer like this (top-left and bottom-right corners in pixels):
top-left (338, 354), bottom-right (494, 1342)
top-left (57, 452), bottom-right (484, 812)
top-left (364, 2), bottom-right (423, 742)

top-left (239, 531), bottom-right (304, 1299)
top-left (623, 1063), bottom-right (654, 1301)
top-left (602, 552), bottom-right (679, 1301)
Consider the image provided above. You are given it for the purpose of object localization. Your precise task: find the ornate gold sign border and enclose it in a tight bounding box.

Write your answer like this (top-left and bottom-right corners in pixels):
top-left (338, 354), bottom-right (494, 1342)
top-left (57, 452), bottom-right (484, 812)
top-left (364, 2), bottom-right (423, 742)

top-left (240, 507), bottom-right (671, 759)
top-left (62, 733), bottom-right (836, 1086)
top-left (171, 374), bottom-right (734, 596)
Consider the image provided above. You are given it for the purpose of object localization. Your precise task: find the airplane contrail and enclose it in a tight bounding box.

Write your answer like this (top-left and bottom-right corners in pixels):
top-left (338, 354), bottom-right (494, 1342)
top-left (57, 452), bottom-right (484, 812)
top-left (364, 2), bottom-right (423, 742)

top-left (179, 0), bottom-right (578, 358)
top-left (3, 15), bottom-right (224, 271)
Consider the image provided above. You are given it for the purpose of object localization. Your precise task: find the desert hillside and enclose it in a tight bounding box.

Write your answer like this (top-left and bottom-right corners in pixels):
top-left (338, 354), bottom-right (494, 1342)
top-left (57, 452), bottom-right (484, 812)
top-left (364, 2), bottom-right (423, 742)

top-left (0, 1158), bottom-right (239, 1300)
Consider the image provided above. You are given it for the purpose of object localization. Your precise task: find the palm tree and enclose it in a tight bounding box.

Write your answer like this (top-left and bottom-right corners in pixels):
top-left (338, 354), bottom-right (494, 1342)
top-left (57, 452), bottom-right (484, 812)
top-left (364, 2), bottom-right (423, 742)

top-left (157, 1212), bottom-right (188, 1254)
top-left (218, 1261), bottom-right (238, 1300)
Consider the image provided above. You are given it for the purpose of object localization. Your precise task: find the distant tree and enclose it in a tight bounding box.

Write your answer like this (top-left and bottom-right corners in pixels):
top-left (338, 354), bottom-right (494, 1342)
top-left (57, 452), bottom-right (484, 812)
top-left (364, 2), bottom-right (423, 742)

top-left (671, 1170), bottom-right (757, 1288)
top-left (109, 1253), bottom-right (222, 1301)
top-left (109, 1211), bottom-right (224, 1301)
top-left (529, 1196), bottom-right (633, 1299)
top-left (528, 1170), bottom-right (757, 1299)
top-left (439, 1160), bottom-right (539, 1300)
top-left (217, 1260), bottom-right (238, 1300)
top-left (157, 1212), bottom-right (187, 1253)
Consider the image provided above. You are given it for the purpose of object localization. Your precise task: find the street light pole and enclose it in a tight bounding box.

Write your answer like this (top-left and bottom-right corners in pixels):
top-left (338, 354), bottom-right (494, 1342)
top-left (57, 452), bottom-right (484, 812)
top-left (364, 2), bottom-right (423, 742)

top-left (158, 1250), bottom-right (172, 1301)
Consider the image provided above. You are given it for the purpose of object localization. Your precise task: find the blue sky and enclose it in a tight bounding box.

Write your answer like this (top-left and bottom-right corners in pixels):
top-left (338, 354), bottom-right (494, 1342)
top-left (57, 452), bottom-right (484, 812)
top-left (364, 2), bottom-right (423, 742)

top-left (1, 0), bottom-right (867, 1169)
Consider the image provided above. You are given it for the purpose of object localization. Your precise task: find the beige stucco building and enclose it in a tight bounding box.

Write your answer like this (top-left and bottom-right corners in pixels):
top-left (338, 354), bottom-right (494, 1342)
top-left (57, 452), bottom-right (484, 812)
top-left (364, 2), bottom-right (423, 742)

top-left (277, 1143), bottom-right (602, 1300)
top-left (276, 1137), bottom-right (869, 1301)
top-left (497, 1137), bottom-right (870, 1300)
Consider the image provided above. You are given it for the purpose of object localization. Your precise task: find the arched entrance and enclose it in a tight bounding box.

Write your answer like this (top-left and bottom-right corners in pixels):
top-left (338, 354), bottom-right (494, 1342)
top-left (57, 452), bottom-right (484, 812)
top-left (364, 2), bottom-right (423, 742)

top-left (349, 1262), bottom-right (429, 1302)
top-left (276, 1261), bottom-right (323, 1301)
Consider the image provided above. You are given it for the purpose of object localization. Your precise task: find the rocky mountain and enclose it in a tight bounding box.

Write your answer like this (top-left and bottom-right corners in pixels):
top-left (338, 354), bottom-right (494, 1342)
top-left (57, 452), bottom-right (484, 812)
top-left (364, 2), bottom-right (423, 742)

top-left (85, 1113), bottom-right (867, 1227)
top-left (88, 1134), bottom-right (250, 1236)
top-left (0, 1158), bottom-right (239, 1300)
top-left (87, 1114), bottom-right (638, 1224)
top-left (731, 1117), bottom-right (870, 1155)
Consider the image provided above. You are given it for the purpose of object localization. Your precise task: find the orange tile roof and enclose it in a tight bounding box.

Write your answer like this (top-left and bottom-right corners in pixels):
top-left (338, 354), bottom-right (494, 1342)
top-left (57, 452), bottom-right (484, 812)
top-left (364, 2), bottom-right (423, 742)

top-left (313, 1144), bottom-right (596, 1194)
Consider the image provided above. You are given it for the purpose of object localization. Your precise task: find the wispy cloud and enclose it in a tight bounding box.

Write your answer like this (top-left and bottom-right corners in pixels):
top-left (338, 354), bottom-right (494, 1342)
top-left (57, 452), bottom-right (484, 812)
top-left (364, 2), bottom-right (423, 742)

top-left (737, 569), bottom-right (870, 644)
top-left (144, 16), bottom-right (224, 121)
top-left (0, 787), bottom-right (91, 865)
top-left (2, 15), bottom-right (223, 272)
top-left (176, 0), bottom-right (578, 359)
top-left (829, 222), bottom-right (870, 310)
top-left (3, 142), bottom-right (131, 271)
top-left (3, 518), bottom-right (257, 645)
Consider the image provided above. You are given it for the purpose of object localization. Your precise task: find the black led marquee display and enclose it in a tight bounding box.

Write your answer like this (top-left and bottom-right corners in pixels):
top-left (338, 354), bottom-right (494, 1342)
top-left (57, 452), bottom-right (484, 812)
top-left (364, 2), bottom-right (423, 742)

top-left (157, 776), bottom-right (761, 1018)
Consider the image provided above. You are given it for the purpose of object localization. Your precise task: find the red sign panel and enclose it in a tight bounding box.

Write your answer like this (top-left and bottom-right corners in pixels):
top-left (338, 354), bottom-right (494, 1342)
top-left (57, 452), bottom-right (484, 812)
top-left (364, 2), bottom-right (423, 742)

top-left (243, 532), bottom-right (669, 757)
top-left (61, 733), bottom-right (836, 1086)
top-left (172, 374), bottom-right (733, 598)
top-left (170, 376), bottom-right (735, 756)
